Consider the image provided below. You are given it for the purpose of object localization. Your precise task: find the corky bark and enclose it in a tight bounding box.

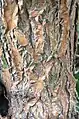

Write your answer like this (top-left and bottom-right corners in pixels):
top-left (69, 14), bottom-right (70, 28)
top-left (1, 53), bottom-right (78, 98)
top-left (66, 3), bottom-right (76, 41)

top-left (0, 0), bottom-right (78, 119)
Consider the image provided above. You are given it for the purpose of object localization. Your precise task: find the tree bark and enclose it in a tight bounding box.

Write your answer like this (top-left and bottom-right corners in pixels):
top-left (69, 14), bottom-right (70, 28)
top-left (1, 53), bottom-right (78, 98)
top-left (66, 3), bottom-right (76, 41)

top-left (0, 0), bottom-right (78, 119)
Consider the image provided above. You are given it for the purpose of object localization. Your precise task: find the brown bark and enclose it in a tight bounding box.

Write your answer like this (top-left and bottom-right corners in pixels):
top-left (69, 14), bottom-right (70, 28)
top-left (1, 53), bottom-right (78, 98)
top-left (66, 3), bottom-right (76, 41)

top-left (0, 0), bottom-right (78, 119)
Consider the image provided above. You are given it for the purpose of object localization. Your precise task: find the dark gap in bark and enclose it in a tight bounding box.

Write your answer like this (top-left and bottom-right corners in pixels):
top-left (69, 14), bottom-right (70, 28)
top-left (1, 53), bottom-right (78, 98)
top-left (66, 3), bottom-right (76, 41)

top-left (59, 22), bottom-right (62, 40)
top-left (15, 0), bottom-right (18, 4)
top-left (29, 21), bottom-right (34, 48)
top-left (69, 38), bottom-right (72, 69)
top-left (0, 0), bottom-right (2, 16)
top-left (74, 3), bottom-right (78, 53)
top-left (0, 80), bottom-right (9, 117)
top-left (73, 3), bottom-right (78, 72)
top-left (69, 0), bottom-right (75, 16)
top-left (65, 76), bottom-right (70, 118)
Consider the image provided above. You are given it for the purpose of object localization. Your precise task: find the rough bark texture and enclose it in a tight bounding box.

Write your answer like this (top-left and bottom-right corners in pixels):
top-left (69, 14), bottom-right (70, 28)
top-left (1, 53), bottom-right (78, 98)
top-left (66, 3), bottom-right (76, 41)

top-left (0, 0), bottom-right (79, 119)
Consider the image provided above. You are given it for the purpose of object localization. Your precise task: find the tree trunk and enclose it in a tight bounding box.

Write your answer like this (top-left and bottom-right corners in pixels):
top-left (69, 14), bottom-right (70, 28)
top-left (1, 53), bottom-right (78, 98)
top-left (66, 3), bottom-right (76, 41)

top-left (0, 0), bottom-right (79, 119)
